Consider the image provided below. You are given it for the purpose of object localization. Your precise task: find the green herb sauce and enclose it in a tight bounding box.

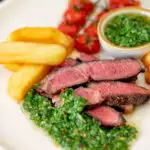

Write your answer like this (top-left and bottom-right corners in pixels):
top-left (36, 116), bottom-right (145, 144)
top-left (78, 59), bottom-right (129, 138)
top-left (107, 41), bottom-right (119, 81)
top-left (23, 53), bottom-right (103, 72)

top-left (22, 86), bottom-right (137, 150)
top-left (104, 13), bottom-right (150, 47)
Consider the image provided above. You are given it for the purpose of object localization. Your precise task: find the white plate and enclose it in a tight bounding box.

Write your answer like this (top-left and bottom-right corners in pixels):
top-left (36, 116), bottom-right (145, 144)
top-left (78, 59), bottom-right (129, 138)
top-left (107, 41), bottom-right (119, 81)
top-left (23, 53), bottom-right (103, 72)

top-left (0, 0), bottom-right (150, 150)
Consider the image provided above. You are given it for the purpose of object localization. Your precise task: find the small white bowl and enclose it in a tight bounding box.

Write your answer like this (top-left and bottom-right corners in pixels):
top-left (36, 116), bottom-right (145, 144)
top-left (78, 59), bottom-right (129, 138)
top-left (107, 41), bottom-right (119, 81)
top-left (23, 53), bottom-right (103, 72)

top-left (98, 7), bottom-right (150, 58)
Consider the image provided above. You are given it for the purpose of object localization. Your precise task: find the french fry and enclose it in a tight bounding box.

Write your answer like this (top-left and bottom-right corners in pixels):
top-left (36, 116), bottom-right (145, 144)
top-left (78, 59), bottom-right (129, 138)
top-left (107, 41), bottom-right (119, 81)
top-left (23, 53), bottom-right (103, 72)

top-left (6, 27), bottom-right (73, 101)
top-left (142, 52), bottom-right (150, 68)
top-left (8, 65), bottom-right (51, 102)
top-left (5, 27), bottom-right (74, 72)
top-left (145, 71), bottom-right (150, 84)
top-left (142, 52), bottom-right (150, 84)
top-left (4, 64), bottom-right (22, 72)
top-left (0, 42), bottom-right (67, 65)
top-left (8, 27), bottom-right (74, 54)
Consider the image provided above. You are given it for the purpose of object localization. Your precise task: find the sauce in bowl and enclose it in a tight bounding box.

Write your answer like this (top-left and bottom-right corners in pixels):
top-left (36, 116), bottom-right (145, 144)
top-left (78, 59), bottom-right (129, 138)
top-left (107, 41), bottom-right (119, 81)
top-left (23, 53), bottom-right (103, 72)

top-left (104, 14), bottom-right (150, 48)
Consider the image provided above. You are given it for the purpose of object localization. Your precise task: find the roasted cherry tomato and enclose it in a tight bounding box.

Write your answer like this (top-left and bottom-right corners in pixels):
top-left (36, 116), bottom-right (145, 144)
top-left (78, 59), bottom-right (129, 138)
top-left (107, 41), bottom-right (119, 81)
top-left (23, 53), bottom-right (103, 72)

top-left (83, 2), bottom-right (94, 14)
top-left (109, 0), bottom-right (126, 5)
top-left (58, 22), bottom-right (79, 37)
top-left (64, 8), bottom-right (87, 25)
top-left (120, 0), bottom-right (140, 5)
top-left (108, 0), bottom-right (121, 9)
top-left (84, 25), bottom-right (97, 37)
top-left (108, 0), bottom-right (140, 9)
top-left (108, 3), bottom-right (120, 10)
top-left (75, 34), bottom-right (100, 54)
top-left (127, 0), bottom-right (140, 6)
top-left (69, 0), bottom-right (94, 14)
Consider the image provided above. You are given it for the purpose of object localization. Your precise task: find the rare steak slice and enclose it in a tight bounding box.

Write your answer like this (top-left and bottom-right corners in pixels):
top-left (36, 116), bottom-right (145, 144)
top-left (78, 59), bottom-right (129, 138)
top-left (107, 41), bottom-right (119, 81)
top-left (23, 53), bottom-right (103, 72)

top-left (88, 59), bottom-right (141, 81)
top-left (74, 81), bottom-right (150, 106)
top-left (75, 87), bottom-right (103, 105)
top-left (87, 106), bottom-right (125, 127)
top-left (38, 59), bottom-right (142, 95)
top-left (51, 87), bottom-right (103, 106)
top-left (90, 81), bottom-right (150, 106)
top-left (38, 63), bottom-right (89, 95)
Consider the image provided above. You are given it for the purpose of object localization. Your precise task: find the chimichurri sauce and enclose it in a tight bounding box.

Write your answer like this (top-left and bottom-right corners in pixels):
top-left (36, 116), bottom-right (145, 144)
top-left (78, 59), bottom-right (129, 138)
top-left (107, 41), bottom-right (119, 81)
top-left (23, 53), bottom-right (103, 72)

top-left (22, 86), bottom-right (137, 150)
top-left (104, 13), bottom-right (150, 47)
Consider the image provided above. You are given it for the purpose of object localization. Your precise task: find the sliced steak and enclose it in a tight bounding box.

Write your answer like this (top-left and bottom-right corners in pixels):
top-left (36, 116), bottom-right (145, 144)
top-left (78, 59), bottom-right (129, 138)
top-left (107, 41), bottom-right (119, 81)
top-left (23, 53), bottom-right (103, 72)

top-left (75, 87), bottom-right (103, 105)
top-left (90, 81), bottom-right (150, 106)
top-left (87, 106), bottom-right (125, 127)
top-left (77, 52), bottom-right (99, 62)
top-left (38, 59), bottom-right (142, 95)
top-left (74, 82), bottom-right (150, 106)
top-left (51, 87), bottom-right (102, 106)
top-left (39, 63), bottom-right (89, 96)
top-left (88, 59), bottom-right (141, 81)
top-left (37, 58), bottom-right (79, 97)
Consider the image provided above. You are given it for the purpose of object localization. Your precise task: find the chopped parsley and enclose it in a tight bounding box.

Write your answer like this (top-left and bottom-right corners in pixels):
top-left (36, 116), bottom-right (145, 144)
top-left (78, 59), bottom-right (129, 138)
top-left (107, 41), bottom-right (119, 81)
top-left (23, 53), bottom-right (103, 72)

top-left (22, 87), bottom-right (137, 150)
top-left (104, 14), bottom-right (150, 47)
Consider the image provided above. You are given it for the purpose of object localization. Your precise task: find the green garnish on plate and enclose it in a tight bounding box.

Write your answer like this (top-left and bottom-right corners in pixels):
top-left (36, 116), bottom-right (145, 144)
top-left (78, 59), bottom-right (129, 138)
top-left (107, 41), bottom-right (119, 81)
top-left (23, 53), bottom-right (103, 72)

top-left (104, 13), bottom-right (150, 47)
top-left (22, 86), bottom-right (137, 150)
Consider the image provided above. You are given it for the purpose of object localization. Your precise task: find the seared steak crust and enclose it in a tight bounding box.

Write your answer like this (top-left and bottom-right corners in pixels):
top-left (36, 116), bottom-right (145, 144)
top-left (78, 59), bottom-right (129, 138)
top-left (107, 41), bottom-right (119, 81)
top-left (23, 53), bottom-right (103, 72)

top-left (104, 94), bottom-right (149, 106)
